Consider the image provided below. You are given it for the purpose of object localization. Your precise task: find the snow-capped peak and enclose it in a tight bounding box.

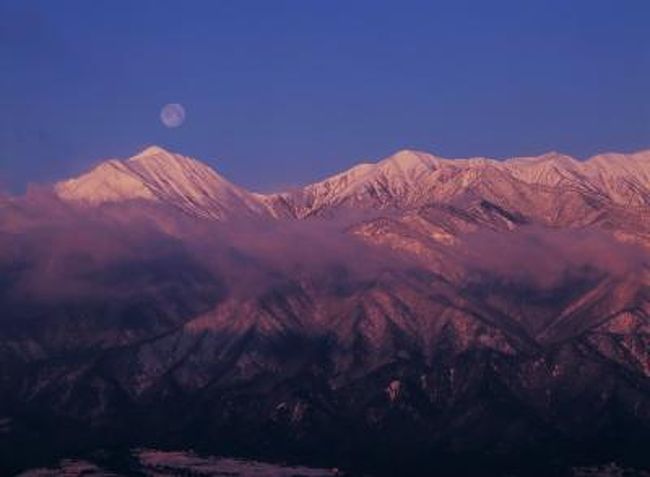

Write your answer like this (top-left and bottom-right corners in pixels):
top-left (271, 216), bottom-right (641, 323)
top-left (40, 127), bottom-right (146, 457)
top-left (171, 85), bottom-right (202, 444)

top-left (131, 145), bottom-right (171, 158)
top-left (379, 149), bottom-right (437, 168)
top-left (55, 146), bottom-right (270, 219)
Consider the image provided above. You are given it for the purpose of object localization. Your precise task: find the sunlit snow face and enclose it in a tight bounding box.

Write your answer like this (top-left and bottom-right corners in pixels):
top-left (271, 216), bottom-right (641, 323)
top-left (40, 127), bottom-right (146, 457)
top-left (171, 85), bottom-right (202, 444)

top-left (160, 103), bottom-right (186, 128)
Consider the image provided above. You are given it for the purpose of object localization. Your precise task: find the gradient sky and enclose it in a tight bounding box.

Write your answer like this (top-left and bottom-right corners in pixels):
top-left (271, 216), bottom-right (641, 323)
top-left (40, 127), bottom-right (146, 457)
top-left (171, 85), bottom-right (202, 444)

top-left (1, 0), bottom-right (649, 193)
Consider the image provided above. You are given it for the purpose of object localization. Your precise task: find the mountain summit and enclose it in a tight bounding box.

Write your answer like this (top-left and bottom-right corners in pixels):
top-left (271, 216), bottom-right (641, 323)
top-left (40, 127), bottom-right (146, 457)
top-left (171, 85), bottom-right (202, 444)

top-left (55, 146), bottom-right (270, 219)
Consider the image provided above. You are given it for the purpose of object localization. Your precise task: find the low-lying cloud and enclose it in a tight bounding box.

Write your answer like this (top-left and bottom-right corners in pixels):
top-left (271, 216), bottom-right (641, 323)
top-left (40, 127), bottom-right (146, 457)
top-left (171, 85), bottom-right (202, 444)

top-left (0, 192), bottom-right (409, 313)
top-left (455, 226), bottom-right (648, 290)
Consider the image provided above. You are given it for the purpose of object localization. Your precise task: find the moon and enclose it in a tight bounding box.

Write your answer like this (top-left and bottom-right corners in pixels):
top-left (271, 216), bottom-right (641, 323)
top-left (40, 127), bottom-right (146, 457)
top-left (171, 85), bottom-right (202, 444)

top-left (160, 103), bottom-right (186, 128)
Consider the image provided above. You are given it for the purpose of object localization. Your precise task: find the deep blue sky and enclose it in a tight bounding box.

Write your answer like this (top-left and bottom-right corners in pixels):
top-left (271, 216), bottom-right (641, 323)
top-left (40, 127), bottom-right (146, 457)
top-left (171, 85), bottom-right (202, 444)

top-left (1, 0), bottom-right (649, 193)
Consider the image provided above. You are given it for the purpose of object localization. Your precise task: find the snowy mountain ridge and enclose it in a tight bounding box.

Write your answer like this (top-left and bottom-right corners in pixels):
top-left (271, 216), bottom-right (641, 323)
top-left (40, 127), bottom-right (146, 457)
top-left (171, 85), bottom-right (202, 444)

top-left (54, 146), bottom-right (650, 220)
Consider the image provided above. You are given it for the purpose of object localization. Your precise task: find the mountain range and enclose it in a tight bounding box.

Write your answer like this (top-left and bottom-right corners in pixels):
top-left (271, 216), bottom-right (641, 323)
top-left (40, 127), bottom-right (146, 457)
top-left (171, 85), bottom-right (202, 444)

top-left (1, 146), bottom-right (649, 476)
top-left (55, 146), bottom-right (650, 219)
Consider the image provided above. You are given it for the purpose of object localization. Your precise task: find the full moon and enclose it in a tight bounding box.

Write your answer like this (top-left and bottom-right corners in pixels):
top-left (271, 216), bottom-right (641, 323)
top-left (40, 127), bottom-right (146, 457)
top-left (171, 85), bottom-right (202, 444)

top-left (160, 103), bottom-right (186, 128)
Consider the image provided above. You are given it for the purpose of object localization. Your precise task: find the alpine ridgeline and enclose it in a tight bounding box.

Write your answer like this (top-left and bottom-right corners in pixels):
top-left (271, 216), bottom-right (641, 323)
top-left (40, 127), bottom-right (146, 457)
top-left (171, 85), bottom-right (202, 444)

top-left (2, 146), bottom-right (649, 476)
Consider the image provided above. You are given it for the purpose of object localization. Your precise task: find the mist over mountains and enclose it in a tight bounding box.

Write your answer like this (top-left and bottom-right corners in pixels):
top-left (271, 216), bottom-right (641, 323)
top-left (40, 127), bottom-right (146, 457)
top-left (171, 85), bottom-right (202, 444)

top-left (1, 147), bottom-right (649, 476)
